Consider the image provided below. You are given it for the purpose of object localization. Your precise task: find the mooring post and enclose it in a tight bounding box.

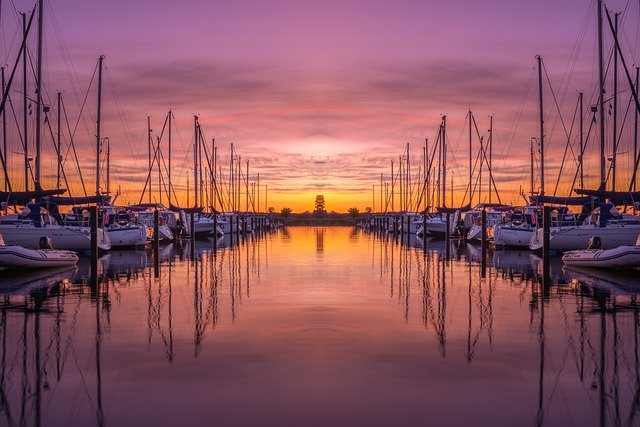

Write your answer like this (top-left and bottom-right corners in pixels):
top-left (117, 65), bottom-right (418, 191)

top-left (481, 209), bottom-right (487, 278)
top-left (189, 212), bottom-right (195, 259)
top-left (90, 205), bottom-right (98, 280)
top-left (153, 209), bottom-right (160, 246)
top-left (422, 210), bottom-right (428, 256)
top-left (213, 211), bottom-right (218, 254)
top-left (153, 209), bottom-right (160, 277)
top-left (445, 212), bottom-right (450, 241)
top-left (542, 206), bottom-right (551, 282)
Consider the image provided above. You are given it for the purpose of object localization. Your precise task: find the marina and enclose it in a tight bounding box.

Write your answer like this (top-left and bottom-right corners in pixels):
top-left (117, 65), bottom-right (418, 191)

top-left (1, 0), bottom-right (640, 425)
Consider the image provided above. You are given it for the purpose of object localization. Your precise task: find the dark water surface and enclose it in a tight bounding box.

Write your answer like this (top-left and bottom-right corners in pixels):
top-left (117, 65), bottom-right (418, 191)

top-left (1, 226), bottom-right (640, 426)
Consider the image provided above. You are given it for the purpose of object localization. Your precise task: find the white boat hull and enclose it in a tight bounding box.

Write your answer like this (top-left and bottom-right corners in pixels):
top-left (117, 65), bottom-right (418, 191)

top-left (562, 246), bottom-right (640, 268)
top-left (107, 224), bottom-right (147, 247)
top-left (425, 219), bottom-right (447, 236)
top-left (0, 225), bottom-right (111, 251)
top-left (493, 224), bottom-right (533, 248)
top-left (0, 245), bottom-right (79, 268)
top-left (530, 225), bottom-right (640, 252)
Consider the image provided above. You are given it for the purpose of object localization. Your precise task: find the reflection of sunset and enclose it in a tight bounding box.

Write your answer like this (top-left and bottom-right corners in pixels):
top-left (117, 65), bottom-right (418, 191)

top-left (1, 226), bottom-right (638, 425)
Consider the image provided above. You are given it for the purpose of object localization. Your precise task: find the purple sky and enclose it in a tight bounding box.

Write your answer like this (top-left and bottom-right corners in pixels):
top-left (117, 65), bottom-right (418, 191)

top-left (1, 0), bottom-right (639, 211)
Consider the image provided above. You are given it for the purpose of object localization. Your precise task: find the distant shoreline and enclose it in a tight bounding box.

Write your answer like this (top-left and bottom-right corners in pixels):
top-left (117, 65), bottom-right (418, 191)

top-left (280, 216), bottom-right (359, 226)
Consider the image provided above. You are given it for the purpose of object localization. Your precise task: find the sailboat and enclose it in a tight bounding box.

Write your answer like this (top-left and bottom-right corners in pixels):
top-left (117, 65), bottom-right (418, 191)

top-left (529, 1), bottom-right (640, 252)
top-left (0, 203), bottom-right (111, 251)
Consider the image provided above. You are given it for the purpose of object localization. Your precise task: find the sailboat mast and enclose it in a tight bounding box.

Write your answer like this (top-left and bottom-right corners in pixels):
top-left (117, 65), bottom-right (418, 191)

top-left (489, 116), bottom-right (493, 203)
top-left (579, 92), bottom-right (584, 189)
top-left (106, 138), bottom-right (110, 196)
top-left (380, 172), bottom-right (383, 213)
top-left (193, 116), bottom-right (199, 208)
top-left (479, 136), bottom-right (483, 204)
top-left (157, 136), bottom-right (161, 205)
top-left (237, 155), bottom-right (241, 212)
top-left (530, 138), bottom-right (535, 195)
top-left (468, 110), bottom-right (472, 205)
top-left (635, 67), bottom-right (639, 193)
top-left (147, 115), bottom-right (151, 203)
top-left (1, 67), bottom-right (7, 191)
top-left (230, 143), bottom-right (234, 211)
top-left (612, 13), bottom-right (619, 191)
top-left (391, 160), bottom-right (394, 211)
top-left (168, 110), bottom-right (172, 207)
top-left (406, 143), bottom-right (410, 211)
top-left (425, 138), bottom-right (429, 212)
top-left (399, 155), bottom-right (403, 212)
top-left (423, 139), bottom-right (427, 211)
top-left (199, 127), bottom-right (203, 209)
top-left (246, 160), bottom-right (249, 212)
top-left (442, 115), bottom-right (447, 207)
top-left (34, 0), bottom-right (43, 188)
top-left (22, 13), bottom-right (28, 191)
top-left (437, 126), bottom-right (441, 208)
top-left (597, 0), bottom-right (606, 188)
top-left (95, 55), bottom-right (103, 196)
top-left (56, 92), bottom-right (61, 189)
top-left (537, 55), bottom-right (545, 196)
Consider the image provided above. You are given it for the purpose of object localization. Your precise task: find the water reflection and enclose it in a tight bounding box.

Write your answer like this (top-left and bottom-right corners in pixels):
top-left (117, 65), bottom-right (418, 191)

top-left (368, 226), bottom-right (640, 426)
top-left (0, 229), bottom-right (272, 426)
top-left (1, 227), bottom-right (640, 426)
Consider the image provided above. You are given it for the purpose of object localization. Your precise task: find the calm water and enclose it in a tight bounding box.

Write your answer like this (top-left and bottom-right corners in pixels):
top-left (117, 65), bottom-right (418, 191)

top-left (1, 226), bottom-right (640, 426)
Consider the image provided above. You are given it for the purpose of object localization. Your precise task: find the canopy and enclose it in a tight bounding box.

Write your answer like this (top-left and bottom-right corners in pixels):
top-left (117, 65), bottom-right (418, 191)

top-left (0, 189), bottom-right (66, 205)
top-left (574, 189), bottom-right (640, 205)
top-left (44, 195), bottom-right (111, 205)
top-left (430, 203), bottom-right (472, 214)
top-left (529, 195), bottom-right (594, 205)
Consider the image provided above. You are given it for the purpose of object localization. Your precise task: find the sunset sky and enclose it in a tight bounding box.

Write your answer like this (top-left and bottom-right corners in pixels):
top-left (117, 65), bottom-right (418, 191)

top-left (1, 0), bottom-right (639, 212)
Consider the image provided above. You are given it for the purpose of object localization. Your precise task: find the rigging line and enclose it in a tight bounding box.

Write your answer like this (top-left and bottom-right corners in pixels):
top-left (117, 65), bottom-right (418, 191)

top-left (70, 59), bottom-right (97, 139)
top-left (472, 114), bottom-right (501, 202)
top-left (1, 1), bottom-right (22, 66)
top-left (569, 112), bottom-right (597, 193)
top-left (47, 2), bottom-right (95, 143)
top-left (158, 144), bottom-right (180, 205)
top-left (553, 95), bottom-right (581, 197)
top-left (542, 60), bottom-right (571, 141)
top-left (61, 96), bottom-right (87, 196)
top-left (0, 5), bottom-right (35, 117)
top-left (104, 67), bottom-right (140, 174)
top-left (499, 66), bottom-right (535, 194)
top-left (138, 138), bottom-right (161, 205)
top-left (44, 109), bottom-right (72, 194)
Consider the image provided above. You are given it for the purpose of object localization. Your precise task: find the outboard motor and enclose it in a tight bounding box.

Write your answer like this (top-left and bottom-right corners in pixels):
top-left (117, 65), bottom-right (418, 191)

top-left (587, 236), bottom-right (601, 250)
top-left (39, 236), bottom-right (54, 250)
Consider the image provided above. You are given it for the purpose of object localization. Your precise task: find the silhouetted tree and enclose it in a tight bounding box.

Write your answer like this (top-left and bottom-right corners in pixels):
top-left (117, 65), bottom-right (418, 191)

top-left (365, 207), bottom-right (372, 214)
top-left (281, 207), bottom-right (292, 219)
top-left (314, 195), bottom-right (326, 216)
top-left (348, 207), bottom-right (359, 219)
top-left (268, 207), bottom-right (275, 214)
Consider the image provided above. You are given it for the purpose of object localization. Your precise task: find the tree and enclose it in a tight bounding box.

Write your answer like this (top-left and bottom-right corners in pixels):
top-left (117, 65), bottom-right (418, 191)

top-left (268, 207), bottom-right (275, 214)
top-left (314, 195), bottom-right (326, 215)
top-left (365, 207), bottom-right (372, 214)
top-left (348, 207), bottom-right (360, 219)
top-left (281, 207), bottom-right (292, 219)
